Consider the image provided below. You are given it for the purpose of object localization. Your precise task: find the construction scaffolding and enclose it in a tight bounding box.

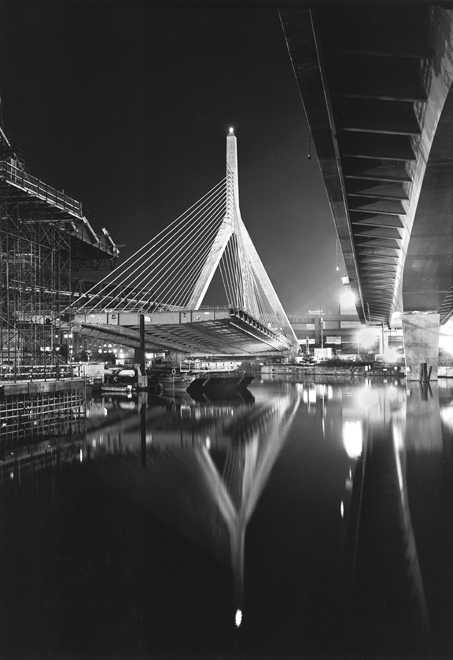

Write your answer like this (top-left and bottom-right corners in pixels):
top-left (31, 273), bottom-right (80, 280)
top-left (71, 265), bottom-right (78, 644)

top-left (0, 123), bottom-right (119, 367)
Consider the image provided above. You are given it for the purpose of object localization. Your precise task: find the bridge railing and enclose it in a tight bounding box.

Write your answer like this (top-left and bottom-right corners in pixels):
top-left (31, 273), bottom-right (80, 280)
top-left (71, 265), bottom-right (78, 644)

top-left (0, 159), bottom-right (83, 218)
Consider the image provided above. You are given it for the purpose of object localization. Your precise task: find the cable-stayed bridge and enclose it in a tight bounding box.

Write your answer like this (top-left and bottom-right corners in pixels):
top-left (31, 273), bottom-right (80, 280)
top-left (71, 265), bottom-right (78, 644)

top-left (66, 130), bottom-right (298, 358)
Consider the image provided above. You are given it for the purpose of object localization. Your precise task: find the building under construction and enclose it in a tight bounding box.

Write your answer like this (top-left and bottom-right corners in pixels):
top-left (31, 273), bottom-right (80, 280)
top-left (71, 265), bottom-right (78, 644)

top-left (0, 123), bottom-right (119, 368)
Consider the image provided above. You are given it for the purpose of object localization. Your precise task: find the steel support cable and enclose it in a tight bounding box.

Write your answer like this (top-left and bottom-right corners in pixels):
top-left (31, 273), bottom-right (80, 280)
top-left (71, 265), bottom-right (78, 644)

top-left (120, 189), bottom-right (226, 299)
top-left (219, 248), bottom-right (235, 307)
top-left (230, 234), bottom-right (244, 309)
top-left (233, 234), bottom-right (246, 309)
top-left (67, 179), bottom-right (227, 313)
top-left (252, 273), bottom-right (272, 322)
top-left (227, 237), bottom-right (240, 307)
top-left (218, 259), bottom-right (230, 306)
top-left (105, 191), bottom-right (227, 312)
top-left (163, 229), bottom-right (224, 309)
top-left (255, 271), bottom-right (278, 323)
top-left (220, 242), bottom-right (238, 307)
top-left (63, 177), bottom-right (226, 313)
top-left (165, 213), bottom-right (229, 308)
top-left (223, 238), bottom-right (238, 307)
top-left (167, 240), bottom-right (225, 309)
top-left (158, 218), bottom-right (226, 308)
top-left (231, 238), bottom-right (243, 308)
top-left (155, 198), bottom-right (226, 288)
top-left (218, 251), bottom-right (233, 306)
top-left (253, 271), bottom-right (279, 329)
top-left (219, 242), bottom-right (232, 304)
top-left (100, 184), bottom-right (227, 311)
top-left (114, 211), bottom-right (223, 312)
top-left (218, 206), bottom-right (237, 306)
top-left (140, 204), bottom-right (226, 307)
top-left (236, 227), bottom-right (253, 311)
top-left (140, 223), bottom-right (220, 310)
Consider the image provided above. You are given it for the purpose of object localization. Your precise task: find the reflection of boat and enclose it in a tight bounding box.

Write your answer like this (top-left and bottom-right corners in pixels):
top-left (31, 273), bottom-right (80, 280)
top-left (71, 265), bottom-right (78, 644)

top-left (187, 372), bottom-right (254, 395)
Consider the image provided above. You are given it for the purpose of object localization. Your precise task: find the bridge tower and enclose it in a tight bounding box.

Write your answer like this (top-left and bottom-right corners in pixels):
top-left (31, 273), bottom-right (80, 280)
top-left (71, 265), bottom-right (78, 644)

top-left (188, 129), bottom-right (297, 354)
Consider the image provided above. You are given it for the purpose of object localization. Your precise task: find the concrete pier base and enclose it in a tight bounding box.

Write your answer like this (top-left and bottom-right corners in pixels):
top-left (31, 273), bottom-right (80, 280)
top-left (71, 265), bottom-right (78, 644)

top-left (402, 313), bottom-right (440, 381)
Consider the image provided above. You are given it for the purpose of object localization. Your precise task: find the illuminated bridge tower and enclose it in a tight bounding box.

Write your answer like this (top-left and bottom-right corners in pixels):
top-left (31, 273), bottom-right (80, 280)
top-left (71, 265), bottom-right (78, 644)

top-left (187, 129), bottom-right (297, 350)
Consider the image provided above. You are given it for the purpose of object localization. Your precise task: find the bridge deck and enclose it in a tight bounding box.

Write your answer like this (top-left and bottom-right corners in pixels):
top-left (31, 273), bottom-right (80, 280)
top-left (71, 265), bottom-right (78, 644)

top-left (73, 308), bottom-right (291, 356)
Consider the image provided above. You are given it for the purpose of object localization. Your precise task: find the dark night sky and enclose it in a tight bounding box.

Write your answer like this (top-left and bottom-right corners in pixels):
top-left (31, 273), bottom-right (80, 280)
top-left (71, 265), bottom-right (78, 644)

top-left (0, 0), bottom-right (346, 313)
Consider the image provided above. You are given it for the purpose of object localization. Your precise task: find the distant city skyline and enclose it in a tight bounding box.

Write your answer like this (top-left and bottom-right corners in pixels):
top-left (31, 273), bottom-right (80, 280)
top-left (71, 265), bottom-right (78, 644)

top-left (0, 1), bottom-right (347, 314)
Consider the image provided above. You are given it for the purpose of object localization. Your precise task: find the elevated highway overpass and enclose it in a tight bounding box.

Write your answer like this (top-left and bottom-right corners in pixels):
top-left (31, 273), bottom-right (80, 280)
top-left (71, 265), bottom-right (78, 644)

top-left (281, 3), bottom-right (453, 378)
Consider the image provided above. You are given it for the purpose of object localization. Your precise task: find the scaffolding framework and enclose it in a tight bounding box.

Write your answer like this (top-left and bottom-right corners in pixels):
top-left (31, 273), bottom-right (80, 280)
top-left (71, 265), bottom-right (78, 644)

top-left (0, 124), bottom-right (119, 366)
top-left (0, 199), bottom-right (72, 363)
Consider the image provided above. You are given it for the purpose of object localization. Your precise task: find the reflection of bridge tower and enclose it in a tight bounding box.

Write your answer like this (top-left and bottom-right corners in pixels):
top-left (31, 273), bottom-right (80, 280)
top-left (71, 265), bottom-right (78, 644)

top-left (191, 394), bottom-right (300, 623)
top-left (87, 392), bottom-right (300, 626)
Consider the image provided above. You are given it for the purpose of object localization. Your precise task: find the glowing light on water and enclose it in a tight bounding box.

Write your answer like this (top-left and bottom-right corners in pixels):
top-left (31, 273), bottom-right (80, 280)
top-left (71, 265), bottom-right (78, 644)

top-left (356, 387), bottom-right (379, 410)
top-left (235, 609), bottom-right (242, 627)
top-left (343, 420), bottom-right (363, 459)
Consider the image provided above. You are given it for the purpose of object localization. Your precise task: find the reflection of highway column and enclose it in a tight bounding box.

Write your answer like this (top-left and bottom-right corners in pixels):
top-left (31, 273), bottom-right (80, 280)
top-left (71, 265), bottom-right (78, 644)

top-left (392, 381), bottom-right (441, 654)
top-left (195, 395), bottom-right (300, 627)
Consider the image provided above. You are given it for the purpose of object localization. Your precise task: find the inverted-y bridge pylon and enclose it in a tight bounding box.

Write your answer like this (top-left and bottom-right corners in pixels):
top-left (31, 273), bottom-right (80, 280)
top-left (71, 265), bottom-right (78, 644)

top-left (68, 131), bottom-right (298, 356)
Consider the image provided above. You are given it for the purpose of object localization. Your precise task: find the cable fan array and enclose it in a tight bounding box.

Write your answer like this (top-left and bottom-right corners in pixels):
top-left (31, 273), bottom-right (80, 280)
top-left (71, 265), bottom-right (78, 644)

top-left (66, 169), bottom-right (283, 333)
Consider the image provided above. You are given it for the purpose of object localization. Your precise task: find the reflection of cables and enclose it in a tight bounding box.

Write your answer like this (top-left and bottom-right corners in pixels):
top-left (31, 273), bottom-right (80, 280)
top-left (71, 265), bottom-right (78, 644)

top-left (308, 131), bottom-right (312, 160)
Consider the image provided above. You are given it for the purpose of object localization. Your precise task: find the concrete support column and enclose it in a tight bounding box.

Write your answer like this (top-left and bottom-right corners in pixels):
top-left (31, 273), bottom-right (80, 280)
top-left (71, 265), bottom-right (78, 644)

top-left (402, 313), bottom-right (440, 381)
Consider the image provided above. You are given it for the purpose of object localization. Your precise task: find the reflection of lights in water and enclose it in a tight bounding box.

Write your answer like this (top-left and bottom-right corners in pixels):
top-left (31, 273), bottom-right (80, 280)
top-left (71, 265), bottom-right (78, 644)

top-left (343, 421), bottom-right (363, 458)
top-left (206, 437), bottom-right (211, 450)
top-left (393, 426), bottom-right (404, 492)
top-left (79, 448), bottom-right (83, 463)
top-left (440, 405), bottom-right (453, 430)
top-left (340, 501), bottom-right (344, 518)
top-left (356, 387), bottom-right (379, 410)
top-left (386, 385), bottom-right (399, 402)
top-left (235, 609), bottom-right (242, 627)
top-left (10, 471), bottom-right (14, 480)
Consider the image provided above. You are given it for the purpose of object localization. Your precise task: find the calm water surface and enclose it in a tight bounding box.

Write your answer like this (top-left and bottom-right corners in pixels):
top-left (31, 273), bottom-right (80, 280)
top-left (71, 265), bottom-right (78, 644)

top-left (1, 376), bottom-right (452, 660)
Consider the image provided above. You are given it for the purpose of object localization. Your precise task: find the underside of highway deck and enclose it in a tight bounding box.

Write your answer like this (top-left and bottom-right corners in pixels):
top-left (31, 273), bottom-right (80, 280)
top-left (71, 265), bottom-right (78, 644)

top-left (281, 3), bottom-right (453, 326)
